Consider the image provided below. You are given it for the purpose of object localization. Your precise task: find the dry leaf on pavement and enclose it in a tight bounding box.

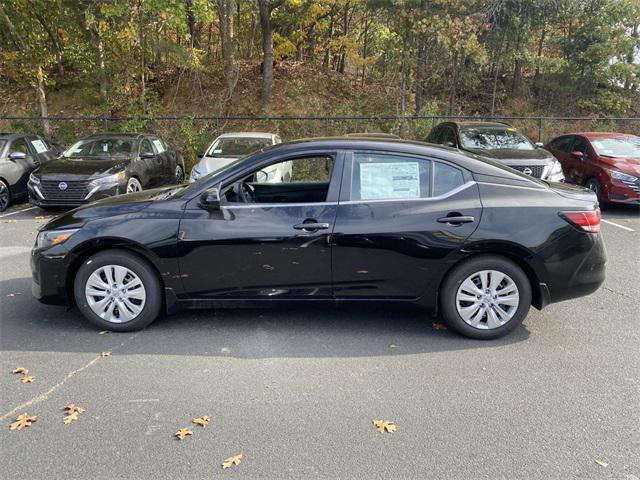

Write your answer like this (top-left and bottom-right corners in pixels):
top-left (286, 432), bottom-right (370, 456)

top-left (100, 351), bottom-right (111, 357)
top-left (595, 460), bottom-right (608, 468)
top-left (63, 404), bottom-right (86, 415)
top-left (10, 413), bottom-right (38, 430)
top-left (222, 453), bottom-right (243, 469)
top-left (12, 367), bottom-right (28, 374)
top-left (388, 343), bottom-right (399, 349)
top-left (192, 416), bottom-right (210, 427)
top-left (98, 331), bottom-right (111, 335)
top-left (63, 412), bottom-right (79, 425)
top-left (373, 419), bottom-right (397, 433)
top-left (20, 375), bottom-right (35, 383)
top-left (174, 428), bottom-right (193, 440)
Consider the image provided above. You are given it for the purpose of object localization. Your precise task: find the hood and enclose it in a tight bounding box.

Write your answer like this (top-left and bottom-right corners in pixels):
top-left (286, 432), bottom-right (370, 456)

top-left (465, 147), bottom-right (555, 165)
top-left (36, 157), bottom-right (130, 178)
top-left (195, 156), bottom-right (239, 174)
top-left (42, 185), bottom-right (182, 230)
top-left (598, 156), bottom-right (640, 177)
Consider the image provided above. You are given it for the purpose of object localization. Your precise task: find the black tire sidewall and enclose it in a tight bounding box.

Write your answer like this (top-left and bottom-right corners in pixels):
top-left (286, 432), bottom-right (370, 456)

top-left (440, 255), bottom-right (532, 340)
top-left (0, 179), bottom-right (10, 212)
top-left (585, 178), bottom-right (602, 203)
top-left (73, 250), bottom-right (162, 331)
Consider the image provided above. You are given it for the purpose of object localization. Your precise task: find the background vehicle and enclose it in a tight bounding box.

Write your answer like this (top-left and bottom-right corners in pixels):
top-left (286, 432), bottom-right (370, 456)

top-left (426, 121), bottom-right (564, 182)
top-left (32, 138), bottom-right (605, 340)
top-left (189, 132), bottom-right (285, 182)
top-left (546, 132), bottom-right (640, 205)
top-left (28, 133), bottom-right (185, 208)
top-left (0, 133), bottom-right (62, 211)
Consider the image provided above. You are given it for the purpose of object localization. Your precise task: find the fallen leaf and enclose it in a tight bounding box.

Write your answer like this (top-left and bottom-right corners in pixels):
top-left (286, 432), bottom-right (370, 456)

top-left (388, 343), bottom-right (399, 349)
top-left (63, 404), bottom-right (86, 415)
top-left (20, 375), bottom-right (35, 383)
top-left (174, 427), bottom-right (193, 440)
top-left (10, 413), bottom-right (37, 430)
top-left (220, 347), bottom-right (231, 354)
top-left (192, 416), bottom-right (210, 427)
top-left (595, 460), bottom-right (608, 468)
top-left (100, 351), bottom-right (111, 357)
top-left (432, 322), bottom-right (447, 330)
top-left (98, 331), bottom-right (111, 335)
top-left (63, 412), bottom-right (79, 425)
top-left (373, 419), bottom-right (397, 433)
top-left (222, 453), bottom-right (243, 469)
top-left (12, 367), bottom-right (28, 374)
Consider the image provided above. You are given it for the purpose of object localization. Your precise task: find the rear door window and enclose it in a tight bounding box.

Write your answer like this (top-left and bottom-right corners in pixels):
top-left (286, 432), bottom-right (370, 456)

top-left (434, 162), bottom-right (465, 196)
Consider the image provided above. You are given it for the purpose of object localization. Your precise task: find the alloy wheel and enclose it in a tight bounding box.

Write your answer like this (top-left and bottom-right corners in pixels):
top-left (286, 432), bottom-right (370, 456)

top-left (175, 165), bottom-right (185, 183)
top-left (0, 181), bottom-right (9, 212)
top-left (126, 178), bottom-right (142, 193)
top-left (84, 265), bottom-right (147, 323)
top-left (455, 270), bottom-right (520, 329)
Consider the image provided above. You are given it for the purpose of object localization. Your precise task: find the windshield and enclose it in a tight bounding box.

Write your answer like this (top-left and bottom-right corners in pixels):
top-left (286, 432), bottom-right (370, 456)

top-left (591, 136), bottom-right (640, 158)
top-left (64, 138), bottom-right (133, 159)
top-left (173, 157), bottom-right (246, 198)
top-left (206, 137), bottom-right (272, 158)
top-left (460, 127), bottom-right (535, 151)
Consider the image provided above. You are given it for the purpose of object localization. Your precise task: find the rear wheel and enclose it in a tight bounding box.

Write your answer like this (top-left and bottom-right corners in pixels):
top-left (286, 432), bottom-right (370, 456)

top-left (0, 180), bottom-right (10, 212)
top-left (73, 250), bottom-right (162, 331)
top-left (439, 255), bottom-right (532, 339)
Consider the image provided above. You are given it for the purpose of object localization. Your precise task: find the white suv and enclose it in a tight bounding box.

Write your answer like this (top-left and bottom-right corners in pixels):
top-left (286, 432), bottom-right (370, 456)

top-left (189, 132), bottom-right (289, 183)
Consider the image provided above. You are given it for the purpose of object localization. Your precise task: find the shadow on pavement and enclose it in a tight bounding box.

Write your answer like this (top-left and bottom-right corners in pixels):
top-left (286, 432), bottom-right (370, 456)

top-left (0, 276), bottom-right (531, 358)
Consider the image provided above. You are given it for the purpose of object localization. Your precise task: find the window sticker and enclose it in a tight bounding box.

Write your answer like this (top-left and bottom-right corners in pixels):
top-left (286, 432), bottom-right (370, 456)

top-left (359, 161), bottom-right (420, 200)
top-left (213, 149), bottom-right (223, 154)
top-left (152, 139), bottom-right (165, 153)
top-left (31, 139), bottom-right (48, 154)
top-left (103, 144), bottom-right (109, 152)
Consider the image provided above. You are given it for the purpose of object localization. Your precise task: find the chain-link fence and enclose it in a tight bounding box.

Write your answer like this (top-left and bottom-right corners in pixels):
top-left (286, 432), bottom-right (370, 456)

top-left (2, 115), bottom-right (638, 170)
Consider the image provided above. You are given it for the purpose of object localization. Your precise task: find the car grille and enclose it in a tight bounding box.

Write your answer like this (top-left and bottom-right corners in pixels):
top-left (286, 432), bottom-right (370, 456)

top-left (510, 165), bottom-right (545, 178)
top-left (39, 179), bottom-right (90, 202)
top-left (621, 178), bottom-right (640, 195)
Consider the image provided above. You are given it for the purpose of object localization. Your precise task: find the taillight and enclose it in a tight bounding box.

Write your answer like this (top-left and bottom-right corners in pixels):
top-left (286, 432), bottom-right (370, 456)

top-left (560, 209), bottom-right (601, 233)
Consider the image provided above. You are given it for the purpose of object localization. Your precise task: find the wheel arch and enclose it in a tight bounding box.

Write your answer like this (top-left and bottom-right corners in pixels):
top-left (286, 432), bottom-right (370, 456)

top-left (66, 238), bottom-right (168, 309)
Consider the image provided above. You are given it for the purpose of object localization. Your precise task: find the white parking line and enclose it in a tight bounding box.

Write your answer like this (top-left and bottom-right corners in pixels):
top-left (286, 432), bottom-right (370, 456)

top-left (0, 206), bottom-right (37, 218)
top-left (601, 219), bottom-right (635, 232)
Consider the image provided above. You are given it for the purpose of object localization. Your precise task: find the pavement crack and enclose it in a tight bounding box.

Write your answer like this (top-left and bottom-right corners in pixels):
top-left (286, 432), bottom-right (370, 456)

top-left (0, 330), bottom-right (143, 421)
top-left (602, 286), bottom-right (634, 300)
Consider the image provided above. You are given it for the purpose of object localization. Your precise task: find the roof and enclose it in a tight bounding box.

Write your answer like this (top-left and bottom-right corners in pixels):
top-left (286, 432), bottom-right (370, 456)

top-left (0, 133), bottom-right (30, 140)
top-left (574, 132), bottom-right (638, 139)
top-left (217, 132), bottom-right (276, 139)
top-left (449, 121), bottom-right (513, 129)
top-left (84, 133), bottom-right (143, 139)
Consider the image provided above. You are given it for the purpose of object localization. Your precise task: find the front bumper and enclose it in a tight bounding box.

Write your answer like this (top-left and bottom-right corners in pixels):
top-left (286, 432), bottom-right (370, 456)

top-left (605, 181), bottom-right (640, 204)
top-left (31, 243), bottom-right (74, 306)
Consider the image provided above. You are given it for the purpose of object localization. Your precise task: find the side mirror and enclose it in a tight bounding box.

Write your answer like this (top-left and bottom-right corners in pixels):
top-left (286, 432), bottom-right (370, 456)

top-left (198, 188), bottom-right (221, 211)
top-left (197, 152), bottom-right (206, 159)
top-left (9, 151), bottom-right (27, 161)
top-left (444, 141), bottom-right (456, 148)
top-left (139, 151), bottom-right (155, 159)
top-left (535, 142), bottom-right (544, 148)
top-left (254, 170), bottom-right (269, 183)
top-left (570, 151), bottom-right (584, 160)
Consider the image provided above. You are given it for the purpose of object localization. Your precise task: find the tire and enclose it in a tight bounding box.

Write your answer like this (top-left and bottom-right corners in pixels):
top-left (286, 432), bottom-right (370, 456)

top-left (439, 255), bottom-right (532, 340)
top-left (585, 177), bottom-right (603, 204)
top-left (0, 179), bottom-right (10, 212)
top-left (126, 177), bottom-right (143, 193)
top-left (73, 250), bottom-right (162, 331)
top-left (175, 164), bottom-right (185, 184)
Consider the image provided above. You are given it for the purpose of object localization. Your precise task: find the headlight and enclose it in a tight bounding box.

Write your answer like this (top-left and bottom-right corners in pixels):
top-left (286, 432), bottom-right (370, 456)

top-left (608, 169), bottom-right (637, 183)
top-left (189, 166), bottom-right (202, 182)
top-left (36, 228), bottom-right (79, 249)
top-left (546, 160), bottom-right (565, 182)
top-left (88, 171), bottom-right (125, 187)
top-left (29, 172), bottom-right (40, 184)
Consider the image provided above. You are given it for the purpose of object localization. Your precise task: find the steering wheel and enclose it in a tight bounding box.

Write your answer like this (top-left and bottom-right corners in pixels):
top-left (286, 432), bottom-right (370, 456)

top-left (236, 181), bottom-right (257, 203)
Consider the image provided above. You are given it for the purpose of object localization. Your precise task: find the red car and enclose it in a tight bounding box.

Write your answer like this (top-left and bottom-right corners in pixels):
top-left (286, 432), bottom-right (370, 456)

top-left (546, 132), bottom-right (640, 205)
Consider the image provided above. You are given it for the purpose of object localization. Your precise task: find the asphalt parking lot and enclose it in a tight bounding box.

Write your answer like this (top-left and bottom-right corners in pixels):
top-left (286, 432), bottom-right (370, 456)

top-left (1, 200), bottom-right (639, 480)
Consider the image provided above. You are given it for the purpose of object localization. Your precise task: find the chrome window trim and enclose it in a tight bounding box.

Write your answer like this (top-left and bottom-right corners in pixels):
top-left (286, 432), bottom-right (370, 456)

top-left (340, 181), bottom-right (476, 205)
top-left (221, 201), bottom-right (339, 209)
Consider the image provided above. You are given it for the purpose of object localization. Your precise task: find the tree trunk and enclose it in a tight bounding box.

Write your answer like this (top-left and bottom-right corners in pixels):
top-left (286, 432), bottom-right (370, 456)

top-left (257, 0), bottom-right (273, 107)
top-left (414, 0), bottom-right (428, 114)
top-left (447, 51), bottom-right (460, 116)
top-left (323, 12), bottom-right (334, 68)
top-left (217, 0), bottom-right (237, 95)
top-left (533, 23), bottom-right (546, 95)
top-left (94, 29), bottom-right (108, 97)
top-left (36, 66), bottom-right (51, 138)
top-left (185, 0), bottom-right (200, 48)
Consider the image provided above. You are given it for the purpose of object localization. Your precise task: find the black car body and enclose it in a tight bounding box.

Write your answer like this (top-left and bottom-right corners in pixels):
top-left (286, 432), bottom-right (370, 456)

top-left (28, 133), bottom-right (185, 208)
top-left (426, 121), bottom-right (565, 182)
top-left (0, 133), bottom-right (62, 211)
top-left (31, 138), bottom-right (605, 339)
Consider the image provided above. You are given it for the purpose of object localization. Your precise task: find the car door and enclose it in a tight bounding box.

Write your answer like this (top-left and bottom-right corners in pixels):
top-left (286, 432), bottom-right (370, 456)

top-left (6, 137), bottom-right (36, 196)
top-left (150, 136), bottom-right (172, 183)
top-left (568, 136), bottom-right (594, 185)
top-left (177, 151), bottom-right (344, 299)
top-left (548, 136), bottom-right (576, 182)
top-left (331, 151), bottom-right (481, 300)
top-left (138, 137), bottom-right (161, 187)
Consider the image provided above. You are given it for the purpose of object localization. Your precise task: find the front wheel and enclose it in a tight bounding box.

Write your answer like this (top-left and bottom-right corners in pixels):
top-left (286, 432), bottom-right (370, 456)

top-left (0, 179), bottom-right (10, 212)
top-left (126, 177), bottom-right (143, 193)
top-left (175, 164), bottom-right (185, 184)
top-left (585, 178), bottom-right (603, 204)
top-left (73, 250), bottom-right (162, 331)
top-left (439, 255), bottom-right (532, 339)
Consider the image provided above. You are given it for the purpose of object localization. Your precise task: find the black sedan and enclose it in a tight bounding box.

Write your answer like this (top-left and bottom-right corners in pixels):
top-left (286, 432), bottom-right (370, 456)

top-left (31, 137), bottom-right (605, 339)
top-left (0, 133), bottom-right (62, 211)
top-left (426, 121), bottom-right (565, 182)
top-left (28, 133), bottom-right (185, 208)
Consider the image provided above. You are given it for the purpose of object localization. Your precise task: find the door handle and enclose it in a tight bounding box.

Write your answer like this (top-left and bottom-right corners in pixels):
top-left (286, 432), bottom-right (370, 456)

top-left (437, 215), bottom-right (475, 225)
top-left (293, 222), bottom-right (330, 231)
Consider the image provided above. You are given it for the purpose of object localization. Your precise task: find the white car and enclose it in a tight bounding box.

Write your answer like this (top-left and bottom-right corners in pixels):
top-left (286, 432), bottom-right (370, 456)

top-left (189, 132), bottom-right (290, 183)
